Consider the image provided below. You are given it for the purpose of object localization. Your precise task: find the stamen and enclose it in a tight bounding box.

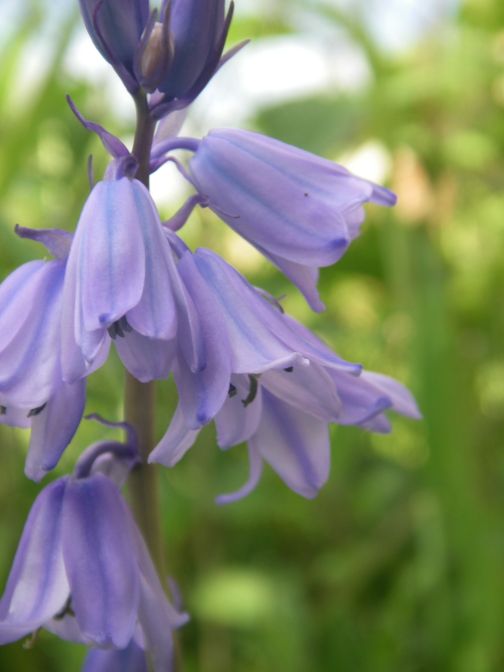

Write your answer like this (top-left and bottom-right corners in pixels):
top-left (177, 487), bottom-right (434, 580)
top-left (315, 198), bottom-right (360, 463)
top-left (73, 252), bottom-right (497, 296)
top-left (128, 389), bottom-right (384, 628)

top-left (241, 375), bottom-right (259, 408)
top-left (121, 316), bottom-right (132, 333)
top-left (107, 317), bottom-right (131, 340)
top-left (54, 596), bottom-right (75, 620)
top-left (228, 383), bottom-right (237, 398)
top-left (115, 320), bottom-right (125, 339)
top-left (23, 628), bottom-right (41, 650)
top-left (284, 367), bottom-right (294, 373)
top-left (257, 289), bottom-right (286, 314)
top-left (27, 403), bottom-right (47, 418)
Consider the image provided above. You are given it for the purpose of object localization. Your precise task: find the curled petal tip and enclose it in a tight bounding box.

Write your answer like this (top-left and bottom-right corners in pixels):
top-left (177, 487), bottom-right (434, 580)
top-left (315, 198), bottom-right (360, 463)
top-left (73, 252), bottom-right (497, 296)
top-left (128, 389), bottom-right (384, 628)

top-left (372, 184), bottom-right (397, 207)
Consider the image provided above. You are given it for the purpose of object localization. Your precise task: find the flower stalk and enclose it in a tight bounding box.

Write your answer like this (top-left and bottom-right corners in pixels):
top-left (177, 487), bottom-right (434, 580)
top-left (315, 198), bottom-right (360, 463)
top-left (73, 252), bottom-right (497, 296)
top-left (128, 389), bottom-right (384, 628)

top-left (126, 92), bottom-right (166, 589)
top-left (126, 92), bottom-right (176, 672)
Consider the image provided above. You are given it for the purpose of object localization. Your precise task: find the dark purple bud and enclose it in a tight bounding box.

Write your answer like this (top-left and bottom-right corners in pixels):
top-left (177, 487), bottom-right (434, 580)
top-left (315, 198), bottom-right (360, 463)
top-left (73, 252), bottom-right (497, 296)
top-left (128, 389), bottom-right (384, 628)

top-left (151, 0), bottom-right (235, 113)
top-left (78, 0), bottom-right (150, 92)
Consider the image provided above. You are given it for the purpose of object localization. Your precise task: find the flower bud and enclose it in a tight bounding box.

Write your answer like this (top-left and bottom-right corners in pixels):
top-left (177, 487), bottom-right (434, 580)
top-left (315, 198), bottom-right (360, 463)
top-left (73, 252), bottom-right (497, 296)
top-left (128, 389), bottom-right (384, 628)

top-left (139, 21), bottom-right (174, 91)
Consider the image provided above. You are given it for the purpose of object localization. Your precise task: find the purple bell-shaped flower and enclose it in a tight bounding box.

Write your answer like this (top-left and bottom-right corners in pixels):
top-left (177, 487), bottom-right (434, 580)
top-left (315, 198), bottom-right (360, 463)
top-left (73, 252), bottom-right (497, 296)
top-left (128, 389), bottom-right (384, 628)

top-left (0, 429), bottom-right (187, 670)
top-left (186, 128), bottom-right (396, 310)
top-left (0, 227), bottom-right (85, 481)
top-left (149, 243), bottom-right (420, 500)
top-left (60, 168), bottom-right (201, 385)
top-left (156, 239), bottom-right (358, 434)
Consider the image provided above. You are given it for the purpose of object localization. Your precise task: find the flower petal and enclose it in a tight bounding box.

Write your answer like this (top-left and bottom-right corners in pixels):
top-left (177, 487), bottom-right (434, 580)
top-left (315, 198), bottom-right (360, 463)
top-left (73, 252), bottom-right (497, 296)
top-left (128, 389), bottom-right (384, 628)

top-left (328, 368), bottom-right (419, 428)
top-left (149, 403), bottom-right (200, 467)
top-left (45, 612), bottom-right (88, 644)
top-left (0, 407), bottom-right (30, 429)
top-left (164, 243), bottom-right (205, 373)
top-left (79, 0), bottom-right (149, 89)
top-left (174, 251), bottom-right (233, 425)
top-left (278, 314), bottom-right (361, 374)
top-left (62, 475), bottom-right (140, 648)
top-left (0, 261), bottom-right (64, 408)
top-left (133, 524), bottom-right (188, 672)
top-left (68, 179), bottom-right (146, 334)
top-left (214, 375), bottom-right (263, 448)
top-left (191, 250), bottom-right (300, 373)
top-left (256, 246), bottom-right (325, 313)
top-left (25, 379), bottom-right (86, 482)
top-left (215, 444), bottom-right (263, 505)
top-left (0, 479), bottom-right (69, 643)
top-left (125, 181), bottom-right (178, 340)
top-left (60, 234), bottom-right (110, 381)
top-left (194, 250), bottom-right (358, 374)
top-left (358, 371), bottom-right (422, 419)
top-left (252, 389), bottom-right (330, 498)
top-left (261, 363), bottom-right (341, 422)
top-left (159, 0), bottom-right (225, 98)
top-left (0, 260), bottom-right (47, 352)
top-left (83, 640), bottom-right (148, 672)
top-left (115, 330), bottom-right (176, 382)
top-left (15, 225), bottom-right (73, 260)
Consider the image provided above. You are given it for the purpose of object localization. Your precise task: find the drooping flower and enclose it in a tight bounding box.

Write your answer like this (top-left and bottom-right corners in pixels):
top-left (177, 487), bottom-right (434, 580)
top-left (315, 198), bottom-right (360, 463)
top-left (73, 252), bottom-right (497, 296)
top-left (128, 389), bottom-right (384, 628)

top-left (60, 165), bottom-right (201, 385)
top-left (153, 359), bottom-right (420, 502)
top-left (157, 240), bottom-right (359, 434)
top-left (149, 243), bottom-right (420, 499)
top-left (0, 227), bottom-right (85, 481)
top-left (153, 128), bottom-right (396, 310)
top-left (215, 366), bottom-right (421, 502)
top-left (0, 430), bottom-right (187, 670)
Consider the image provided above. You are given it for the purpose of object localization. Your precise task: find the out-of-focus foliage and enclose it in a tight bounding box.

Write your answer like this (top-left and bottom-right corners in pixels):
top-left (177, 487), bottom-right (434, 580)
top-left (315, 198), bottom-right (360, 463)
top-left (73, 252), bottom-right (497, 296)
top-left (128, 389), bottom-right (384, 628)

top-left (0, 0), bottom-right (503, 670)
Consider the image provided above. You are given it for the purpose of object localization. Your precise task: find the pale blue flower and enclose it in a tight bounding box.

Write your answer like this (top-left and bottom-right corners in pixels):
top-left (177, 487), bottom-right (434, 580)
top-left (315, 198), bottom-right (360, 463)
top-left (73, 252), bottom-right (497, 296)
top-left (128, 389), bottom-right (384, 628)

top-left (0, 433), bottom-right (187, 670)
top-left (0, 227), bottom-right (85, 481)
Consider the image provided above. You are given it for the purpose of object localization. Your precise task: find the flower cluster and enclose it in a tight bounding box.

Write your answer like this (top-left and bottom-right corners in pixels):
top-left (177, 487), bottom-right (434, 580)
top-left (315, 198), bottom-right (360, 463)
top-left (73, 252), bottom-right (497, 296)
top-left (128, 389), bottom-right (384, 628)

top-left (0, 1), bottom-right (420, 670)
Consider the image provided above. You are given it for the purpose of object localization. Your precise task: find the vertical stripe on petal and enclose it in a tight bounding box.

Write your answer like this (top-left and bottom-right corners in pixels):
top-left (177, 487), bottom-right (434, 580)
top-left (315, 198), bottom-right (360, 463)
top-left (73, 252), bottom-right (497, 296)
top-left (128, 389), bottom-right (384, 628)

top-left (62, 475), bottom-right (139, 648)
top-left (0, 479), bottom-right (69, 643)
top-left (253, 390), bottom-right (330, 498)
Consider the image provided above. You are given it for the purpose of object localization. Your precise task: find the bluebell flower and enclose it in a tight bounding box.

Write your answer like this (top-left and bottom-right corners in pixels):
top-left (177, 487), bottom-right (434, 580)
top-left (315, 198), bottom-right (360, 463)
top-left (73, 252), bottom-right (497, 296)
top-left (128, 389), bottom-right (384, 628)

top-left (0, 434), bottom-right (187, 670)
top-left (0, 227), bottom-right (85, 481)
top-left (153, 361), bottom-right (420, 502)
top-left (149, 244), bottom-right (420, 499)
top-left (153, 128), bottom-right (396, 311)
top-left (156, 240), bottom-right (359, 434)
top-left (215, 366), bottom-right (420, 502)
top-left (61, 169), bottom-right (201, 384)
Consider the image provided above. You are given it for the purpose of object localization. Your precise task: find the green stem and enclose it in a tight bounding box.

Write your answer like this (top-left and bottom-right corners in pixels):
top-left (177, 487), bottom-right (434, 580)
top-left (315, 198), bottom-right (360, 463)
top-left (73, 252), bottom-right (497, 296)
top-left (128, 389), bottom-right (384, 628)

top-left (125, 373), bottom-right (165, 577)
top-left (126, 93), bottom-right (164, 573)
top-left (124, 94), bottom-right (181, 670)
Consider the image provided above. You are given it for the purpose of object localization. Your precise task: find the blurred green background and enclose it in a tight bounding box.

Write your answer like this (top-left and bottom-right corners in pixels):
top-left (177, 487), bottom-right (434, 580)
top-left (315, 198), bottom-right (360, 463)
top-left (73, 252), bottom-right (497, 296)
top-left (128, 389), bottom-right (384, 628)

top-left (0, 0), bottom-right (503, 670)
